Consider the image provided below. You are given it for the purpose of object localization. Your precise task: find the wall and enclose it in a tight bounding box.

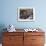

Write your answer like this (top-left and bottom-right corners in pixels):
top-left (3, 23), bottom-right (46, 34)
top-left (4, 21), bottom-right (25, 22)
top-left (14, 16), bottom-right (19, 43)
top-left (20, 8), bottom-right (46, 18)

top-left (0, 0), bottom-right (46, 30)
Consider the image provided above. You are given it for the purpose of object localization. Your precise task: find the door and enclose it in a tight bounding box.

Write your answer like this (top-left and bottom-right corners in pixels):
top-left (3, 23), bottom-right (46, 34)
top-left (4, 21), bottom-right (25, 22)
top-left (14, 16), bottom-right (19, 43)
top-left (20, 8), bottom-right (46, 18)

top-left (3, 32), bottom-right (24, 46)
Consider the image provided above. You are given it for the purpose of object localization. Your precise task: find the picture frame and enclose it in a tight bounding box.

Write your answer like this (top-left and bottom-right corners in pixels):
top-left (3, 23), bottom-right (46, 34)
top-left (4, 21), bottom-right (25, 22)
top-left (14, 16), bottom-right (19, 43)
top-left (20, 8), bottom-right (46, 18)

top-left (17, 7), bottom-right (35, 21)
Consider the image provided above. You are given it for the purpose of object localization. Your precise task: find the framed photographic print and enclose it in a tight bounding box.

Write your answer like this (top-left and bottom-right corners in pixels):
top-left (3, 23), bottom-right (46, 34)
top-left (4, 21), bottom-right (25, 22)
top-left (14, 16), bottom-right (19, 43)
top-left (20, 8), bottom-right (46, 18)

top-left (17, 7), bottom-right (35, 21)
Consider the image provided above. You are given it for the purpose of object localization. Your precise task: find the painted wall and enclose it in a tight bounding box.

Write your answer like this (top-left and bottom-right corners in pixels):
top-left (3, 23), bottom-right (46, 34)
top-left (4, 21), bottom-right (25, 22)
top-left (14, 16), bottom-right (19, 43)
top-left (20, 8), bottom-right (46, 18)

top-left (0, 0), bottom-right (46, 31)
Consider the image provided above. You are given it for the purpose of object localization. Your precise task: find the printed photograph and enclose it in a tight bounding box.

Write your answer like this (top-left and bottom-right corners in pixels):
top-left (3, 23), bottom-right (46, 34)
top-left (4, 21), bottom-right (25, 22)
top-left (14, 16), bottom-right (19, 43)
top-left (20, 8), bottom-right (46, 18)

top-left (18, 7), bottom-right (35, 21)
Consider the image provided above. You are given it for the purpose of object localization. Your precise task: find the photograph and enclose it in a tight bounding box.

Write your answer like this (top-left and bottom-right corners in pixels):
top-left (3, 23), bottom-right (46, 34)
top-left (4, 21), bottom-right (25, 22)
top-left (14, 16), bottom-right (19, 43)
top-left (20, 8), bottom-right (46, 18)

top-left (18, 7), bottom-right (35, 21)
